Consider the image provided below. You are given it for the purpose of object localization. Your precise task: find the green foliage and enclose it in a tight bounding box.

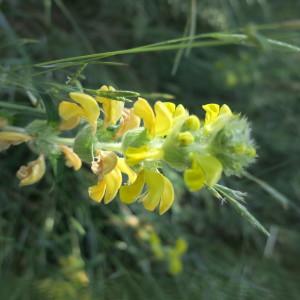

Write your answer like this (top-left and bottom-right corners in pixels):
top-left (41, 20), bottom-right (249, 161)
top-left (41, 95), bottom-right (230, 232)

top-left (73, 125), bottom-right (96, 162)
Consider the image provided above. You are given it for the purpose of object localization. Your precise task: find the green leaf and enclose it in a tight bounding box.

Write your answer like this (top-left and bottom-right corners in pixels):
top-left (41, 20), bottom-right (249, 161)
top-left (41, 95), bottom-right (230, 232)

top-left (243, 171), bottom-right (291, 209)
top-left (0, 101), bottom-right (46, 118)
top-left (73, 125), bottom-right (96, 163)
top-left (212, 184), bottom-right (269, 237)
top-left (121, 128), bottom-right (150, 151)
top-left (41, 94), bottom-right (60, 123)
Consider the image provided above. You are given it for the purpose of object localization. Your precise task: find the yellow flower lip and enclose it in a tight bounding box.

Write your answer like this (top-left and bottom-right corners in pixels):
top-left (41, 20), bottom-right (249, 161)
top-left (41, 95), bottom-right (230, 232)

top-left (119, 169), bottom-right (175, 214)
top-left (60, 145), bottom-right (82, 171)
top-left (177, 131), bottom-right (195, 146)
top-left (133, 98), bottom-right (156, 136)
top-left (125, 145), bottom-right (163, 166)
top-left (59, 92), bottom-right (100, 132)
top-left (91, 150), bottom-right (118, 177)
top-left (115, 108), bottom-right (140, 138)
top-left (184, 154), bottom-right (223, 191)
top-left (96, 85), bottom-right (124, 127)
top-left (89, 156), bottom-right (136, 204)
top-left (168, 238), bottom-right (188, 275)
top-left (0, 131), bottom-right (32, 152)
top-left (202, 103), bottom-right (233, 132)
top-left (133, 98), bottom-right (175, 138)
top-left (184, 115), bottom-right (200, 131)
top-left (16, 154), bottom-right (46, 186)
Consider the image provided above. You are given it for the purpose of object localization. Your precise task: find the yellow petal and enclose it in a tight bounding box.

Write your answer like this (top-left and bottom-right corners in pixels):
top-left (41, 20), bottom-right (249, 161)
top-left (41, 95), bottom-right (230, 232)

top-left (119, 171), bottom-right (145, 204)
top-left (88, 180), bottom-right (106, 203)
top-left (149, 232), bottom-right (165, 259)
top-left (177, 131), bottom-right (194, 146)
top-left (174, 104), bottom-right (187, 118)
top-left (103, 100), bottom-right (124, 127)
top-left (173, 104), bottom-right (188, 126)
top-left (159, 176), bottom-right (175, 215)
top-left (91, 151), bottom-right (118, 176)
top-left (133, 97), bottom-right (155, 136)
top-left (183, 167), bottom-right (205, 192)
top-left (60, 145), bottom-right (82, 171)
top-left (104, 168), bottom-right (122, 204)
top-left (96, 84), bottom-right (115, 98)
top-left (196, 155), bottom-right (223, 187)
top-left (220, 104), bottom-right (232, 116)
top-left (184, 115), bottom-right (200, 131)
top-left (0, 131), bottom-right (32, 151)
top-left (164, 102), bottom-right (176, 114)
top-left (0, 131), bottom-right (32, 143)
top-left (154, 101), bottom-right (173, 136)
top-left (16, 155), bottom-right (46, 186)
top-left (59, 101), bottom-right (84, 120)
top-left (69, 92), bottom-right (100, 131)
top-left (168, 254), bottom-right (182, 275)
top-left (202, 103), bottom-right (220, 125)
top-left (143, 170), bottom-right (164, 211)
top-left (125, 145), bottom-right (163, 166)
top-left (174, 238), bottom-right (188, 255)
top-left (117, 158), bottom-right (137, 184)
top-left (115, 108), bottom-right (141, 138)
top-left (96, 85), bottom-right (124, 127)
top-left (59, 116), bottom-right (81, 131)
top-left (58, 101), bottom-right (83, 130)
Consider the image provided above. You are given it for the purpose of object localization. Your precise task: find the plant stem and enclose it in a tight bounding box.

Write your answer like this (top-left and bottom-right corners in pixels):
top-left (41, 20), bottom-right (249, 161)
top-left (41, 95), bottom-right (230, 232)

top-left (1, 125), bottom-right (26, 133)
top-left (52, 137), bottom-right (75, 146)
top-left (96, 142), bottom-right (122, 152)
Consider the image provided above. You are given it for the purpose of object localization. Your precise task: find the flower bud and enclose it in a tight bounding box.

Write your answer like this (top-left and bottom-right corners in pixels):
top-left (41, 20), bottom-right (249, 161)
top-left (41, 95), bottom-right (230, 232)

top-left (0, 131), bottom-right (31, 152)
top-left (16, 155), bottom-right (46, 186)
top-left (60, 145), bottom-right (82, 171)
top-left (91, 150), bottom-right (118, 177)
top-left (177, 131), bottom-right (195, 146)
top-left (211, 116), bottom-right (256, 176)
top-left (115, 108), bottom-right (140, 138)
top-left (184, 115), bottom-right (200, 131)
top-left (96, 85), bottom-right (124, 127)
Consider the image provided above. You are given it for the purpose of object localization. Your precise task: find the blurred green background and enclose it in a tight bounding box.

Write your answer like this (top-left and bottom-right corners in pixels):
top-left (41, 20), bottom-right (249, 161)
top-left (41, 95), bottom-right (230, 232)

top-left (1, 0), bottom-right (300, 299)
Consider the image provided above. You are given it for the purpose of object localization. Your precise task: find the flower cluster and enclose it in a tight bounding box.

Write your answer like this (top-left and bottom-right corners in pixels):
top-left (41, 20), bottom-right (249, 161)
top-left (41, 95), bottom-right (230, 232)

top-left (0, 85), bottom-right (256, 215)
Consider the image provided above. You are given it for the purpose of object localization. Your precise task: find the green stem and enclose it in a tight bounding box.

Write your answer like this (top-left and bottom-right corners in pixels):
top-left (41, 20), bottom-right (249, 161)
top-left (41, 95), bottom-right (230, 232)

top-left (0, 101), bottom-right (46, 117)
top-left (1, 125), bottom-right (27, 133)
top-left (52, 137), bottom-right (75, 146)
top-left (96, 142), bottom-right (122, 153)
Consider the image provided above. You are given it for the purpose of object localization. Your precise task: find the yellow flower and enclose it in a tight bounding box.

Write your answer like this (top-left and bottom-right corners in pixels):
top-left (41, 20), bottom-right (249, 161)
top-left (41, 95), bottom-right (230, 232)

top-left (133, 97), bottom-right (175, 137)
top-left (125, 145), bottom-right (163, 166)
top-left (89, 157), bottom-right (136, 204)
top-left (59, 92), bottom-right (100, 132)
top-left (96, 85), bottom-right (124, 127)
top-left (202, 103), bottom-right (232, 132)
top-left (115, 108), bottom-right (140, 138)
top-left (0, 131), bottom-right (32, 152)
top-left (149, 231), bottom-right (165, 260)
top-left (184, 154), bottom-right (223, 191)
top-left (168, 238), bottom-right (188, 276)
top-left (125, 98), bottom-right (188, 166)
top-left (89, 167), bottom-right (122, 204)
top-left (184, 115), bottom-right (201, 131)
top-left (60, 145), bottom-right (82, 171)
top-left (177, 131), bottom-right (195, 146)
top-left (119, 169), bottom-right (175, 215)
top-left (16, 155), bottom-right (46, 186)
top-left (91, 150), bottom-right (118, 176)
